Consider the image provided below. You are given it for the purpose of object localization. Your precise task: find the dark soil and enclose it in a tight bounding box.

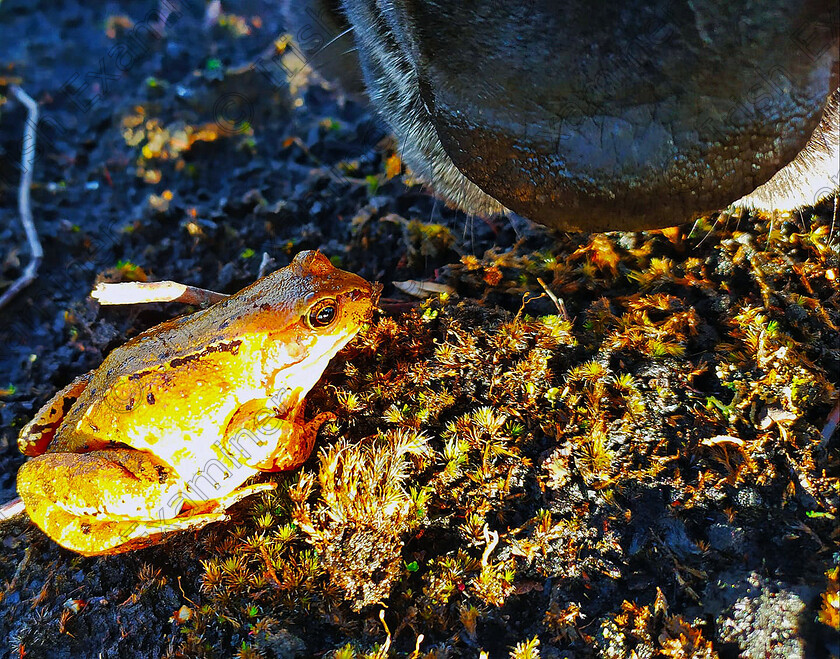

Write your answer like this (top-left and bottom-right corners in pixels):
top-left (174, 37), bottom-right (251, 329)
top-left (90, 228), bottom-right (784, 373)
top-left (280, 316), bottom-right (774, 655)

top-left (0, 2), bottom-right (838, 658)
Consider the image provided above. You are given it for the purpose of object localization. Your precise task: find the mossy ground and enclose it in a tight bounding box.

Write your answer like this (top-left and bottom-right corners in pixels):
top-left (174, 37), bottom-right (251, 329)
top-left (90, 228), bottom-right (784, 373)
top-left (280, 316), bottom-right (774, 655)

top-left (3, 212), bottom-right (838, 658)
top-left (0, 2), bottom-right (838, 658)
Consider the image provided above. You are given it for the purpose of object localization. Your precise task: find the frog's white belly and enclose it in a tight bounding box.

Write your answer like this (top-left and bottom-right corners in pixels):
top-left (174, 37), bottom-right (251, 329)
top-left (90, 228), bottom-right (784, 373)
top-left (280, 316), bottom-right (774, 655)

top-left (125, 380), bottom-right (267, 502)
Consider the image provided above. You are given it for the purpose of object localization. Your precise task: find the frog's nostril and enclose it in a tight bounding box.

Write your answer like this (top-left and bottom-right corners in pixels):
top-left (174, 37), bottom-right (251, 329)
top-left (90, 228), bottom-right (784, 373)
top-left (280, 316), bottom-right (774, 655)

top-left (348, 286), bottom-right (374, 303)
top-left (369, 282), bottom-right (383, 305)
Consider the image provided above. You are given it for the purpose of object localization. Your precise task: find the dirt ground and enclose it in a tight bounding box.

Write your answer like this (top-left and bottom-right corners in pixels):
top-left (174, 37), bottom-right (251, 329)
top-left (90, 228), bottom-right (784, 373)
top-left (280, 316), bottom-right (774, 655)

top-left (0, 2), bottom-right (838, 658)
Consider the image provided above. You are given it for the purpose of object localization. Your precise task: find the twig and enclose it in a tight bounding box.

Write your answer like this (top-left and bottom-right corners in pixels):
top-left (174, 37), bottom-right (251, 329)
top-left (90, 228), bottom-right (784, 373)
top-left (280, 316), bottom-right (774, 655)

top-left (536, 276), bottom-right (569, 321)
top-left (0, 497), bottom-right (25, 522)
top-left (408, 634), bottom-right (424, 659)
top-left (91, 280), bottom-right (229, 306)
top-left (258, 251), bottom-right (275, 278)
top-left (0, 86), bottom-right (43, 311)
top-left (821, 400), bottom-right (839, 448)
top-left (374, 609), bottom-right (392, 658)
top-left (176, 576), bottom-right (200, 609)
top-left (480, 525), bottom-right (500, 567)
top-left (393, 280), bottom-right (455, 299)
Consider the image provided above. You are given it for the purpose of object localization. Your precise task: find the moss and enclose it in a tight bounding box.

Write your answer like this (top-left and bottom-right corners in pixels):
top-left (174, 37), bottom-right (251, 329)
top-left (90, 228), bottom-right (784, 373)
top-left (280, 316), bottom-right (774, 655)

top-left (594, 590), bottom-right (718, 659)
top-left (819, 567), bottom-right (840, 630)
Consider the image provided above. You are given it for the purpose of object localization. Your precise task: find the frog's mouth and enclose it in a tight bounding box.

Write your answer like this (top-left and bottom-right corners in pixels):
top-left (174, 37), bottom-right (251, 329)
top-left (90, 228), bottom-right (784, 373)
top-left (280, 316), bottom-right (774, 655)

top-left (267, 283), bottom-right (375, 395)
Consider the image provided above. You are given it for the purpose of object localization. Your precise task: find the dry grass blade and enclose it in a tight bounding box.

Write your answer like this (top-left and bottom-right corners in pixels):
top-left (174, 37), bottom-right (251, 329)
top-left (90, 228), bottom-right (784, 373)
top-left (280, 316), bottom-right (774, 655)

top-left (91, 280), bottom-right (229, 306)
top-left (0, 86), bottom-right (43, 311)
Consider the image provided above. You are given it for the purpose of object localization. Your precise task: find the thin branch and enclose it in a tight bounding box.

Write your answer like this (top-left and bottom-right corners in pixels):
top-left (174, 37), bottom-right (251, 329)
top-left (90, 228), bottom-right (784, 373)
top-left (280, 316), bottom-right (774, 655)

top-left (481, 525), bottom-right (500, 567)
top-left (258, 251), bottom-right (275, 278)
top-left (0, 497), bottom-right (25, 522)
top-left (91, 280), bottom-right (229, 306)
top-left (0, 86), bottom-right (43, 310)
top-left (536, 276), bottom-right (569, 321)
top-left (393, 280), bottom-right (455, 299)
top-left (821, 400), bottom-right (839, 448)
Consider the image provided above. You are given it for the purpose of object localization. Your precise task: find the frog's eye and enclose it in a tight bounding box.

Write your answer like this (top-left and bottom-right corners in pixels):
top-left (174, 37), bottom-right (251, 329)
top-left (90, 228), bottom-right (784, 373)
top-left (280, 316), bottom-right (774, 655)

top-left (308, 299), bottom-right (338, 328)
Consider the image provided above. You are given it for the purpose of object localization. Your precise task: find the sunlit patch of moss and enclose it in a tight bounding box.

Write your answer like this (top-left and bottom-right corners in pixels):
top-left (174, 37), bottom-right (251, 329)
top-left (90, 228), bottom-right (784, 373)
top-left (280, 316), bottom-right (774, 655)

top-left (508, 635), bottom-right (541, 659)
top-left (604, 294), bottom-right (699, 358)
top-left (97, 259), bottom-right (148, 283)
top-left (543, 600), bottom-right (583, 642)
top-left (596, 590), bottom-right (718, 659)
top-left (121, 108), bottom-right (251, 182)
top-left (818, 566), bottom-right (840, 630)
top-left (470, 528), bottom-right (516, 607)
top-left (570, 234), bottom-right (622, 279)
top-left (716, 305), bottom-right (834, 425)
top-left (291, 429), bottom-right (431, 610)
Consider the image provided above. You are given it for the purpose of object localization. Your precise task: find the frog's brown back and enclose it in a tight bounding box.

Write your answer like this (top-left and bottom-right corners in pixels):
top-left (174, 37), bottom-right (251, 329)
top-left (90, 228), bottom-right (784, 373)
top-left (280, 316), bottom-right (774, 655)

top-left (81, 250), bottom-right (364, 384)
top-left (46, 304), bottom-right (268, 454)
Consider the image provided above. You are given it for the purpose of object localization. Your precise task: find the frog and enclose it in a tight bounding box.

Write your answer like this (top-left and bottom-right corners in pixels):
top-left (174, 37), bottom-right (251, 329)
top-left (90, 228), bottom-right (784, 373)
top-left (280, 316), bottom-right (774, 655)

top-left (16, 250), bottom-right (376, 556)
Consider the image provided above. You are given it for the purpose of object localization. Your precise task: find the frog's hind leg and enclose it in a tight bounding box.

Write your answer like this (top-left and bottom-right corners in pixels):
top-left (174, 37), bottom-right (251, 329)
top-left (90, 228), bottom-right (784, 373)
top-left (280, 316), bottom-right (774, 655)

top-left (17, 448), bottom-right (240, 556)
top-left (193, 482), bottom-right (277, 513)
top-left (18, 371), bottom-right (93, 457)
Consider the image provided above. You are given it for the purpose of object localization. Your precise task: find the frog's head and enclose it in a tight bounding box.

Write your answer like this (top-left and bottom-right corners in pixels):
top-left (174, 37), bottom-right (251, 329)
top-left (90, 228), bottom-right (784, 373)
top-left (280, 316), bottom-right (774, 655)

top-left (233, 250), bottom-right (377, 382)
top-left (287, 249), bottom-right (377, 349)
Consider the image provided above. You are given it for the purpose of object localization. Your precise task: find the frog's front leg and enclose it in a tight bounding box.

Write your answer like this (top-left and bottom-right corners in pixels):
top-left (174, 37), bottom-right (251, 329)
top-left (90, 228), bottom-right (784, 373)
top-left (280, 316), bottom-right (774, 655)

top-left (18, 371), bottom-right (93, 457)
top-left (254, 411), bottom-right (335, 472)
top-left (222, 399), bottom-right (333, 472)
top-left (16, 448), bottom-right (260, 556)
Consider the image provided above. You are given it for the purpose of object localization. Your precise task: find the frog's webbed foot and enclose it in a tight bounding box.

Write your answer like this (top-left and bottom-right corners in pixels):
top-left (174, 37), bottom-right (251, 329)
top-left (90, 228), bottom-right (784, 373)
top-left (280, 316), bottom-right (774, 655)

top-left (18, 371), bottom-right (93, 457)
